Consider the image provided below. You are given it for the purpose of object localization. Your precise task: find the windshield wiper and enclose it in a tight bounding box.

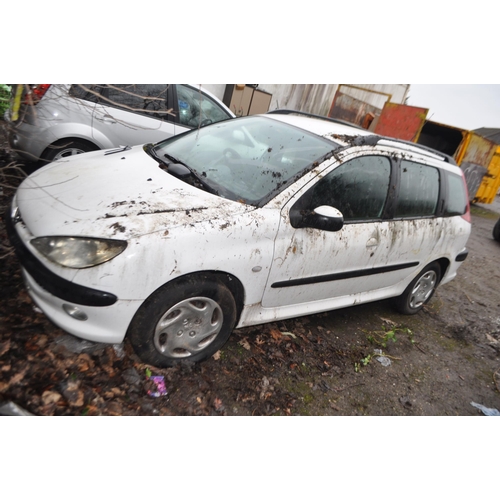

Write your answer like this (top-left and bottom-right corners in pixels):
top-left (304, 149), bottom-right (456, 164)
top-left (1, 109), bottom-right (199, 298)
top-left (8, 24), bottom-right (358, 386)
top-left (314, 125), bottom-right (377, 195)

top-left (144, 144), bottom-right (218, 195)
top-left (105, 145), bottom-right (131, 155)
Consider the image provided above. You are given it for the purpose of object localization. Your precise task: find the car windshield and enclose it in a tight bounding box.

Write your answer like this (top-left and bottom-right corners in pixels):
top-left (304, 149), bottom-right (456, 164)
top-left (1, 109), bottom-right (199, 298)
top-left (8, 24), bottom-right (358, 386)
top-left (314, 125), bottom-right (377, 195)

top-left (152, 116), bottom-right (336, 206)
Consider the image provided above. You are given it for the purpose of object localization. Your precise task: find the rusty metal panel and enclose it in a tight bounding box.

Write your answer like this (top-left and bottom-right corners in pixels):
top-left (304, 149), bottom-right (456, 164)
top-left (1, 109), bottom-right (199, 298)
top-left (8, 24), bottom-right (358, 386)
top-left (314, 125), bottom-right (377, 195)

top-left (417, 121), bottom-right (467, 157)
top-left (459, 133), bottom-right (496, 200)
top-left (473, 148), bottom-right (500, 203)
top-left (373, 102), bottom-right (428, 141)
top-left (461, 162), bottom-right (488, 201)
top-left (460, 133), bottom-right (496, 167)
top-left (328, 92), bottom-right (380, 126)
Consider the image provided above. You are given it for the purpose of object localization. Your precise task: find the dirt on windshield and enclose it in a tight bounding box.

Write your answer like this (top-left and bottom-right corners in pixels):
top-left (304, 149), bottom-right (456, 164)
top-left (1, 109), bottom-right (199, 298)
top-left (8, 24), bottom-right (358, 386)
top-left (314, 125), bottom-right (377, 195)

top-left (1, 123), bottom-right (499, 416)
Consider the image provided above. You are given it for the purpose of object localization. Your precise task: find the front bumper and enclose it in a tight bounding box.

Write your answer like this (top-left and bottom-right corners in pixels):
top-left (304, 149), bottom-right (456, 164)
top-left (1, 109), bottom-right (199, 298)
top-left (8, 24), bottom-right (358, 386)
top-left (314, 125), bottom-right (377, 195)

top-left (21, 268), bottom-right (140, 344)
top-left (5, 205), bottom-right (141, 344)
top-left (5, 206), bottom-right (117, 306)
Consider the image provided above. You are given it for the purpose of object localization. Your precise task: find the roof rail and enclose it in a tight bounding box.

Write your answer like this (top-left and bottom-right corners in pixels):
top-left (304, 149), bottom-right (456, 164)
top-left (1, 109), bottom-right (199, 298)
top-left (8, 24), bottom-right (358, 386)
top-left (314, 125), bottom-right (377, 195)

top-left (344, 135), bottom-right (456, 164)
top-left (267, 109), bottom-right (457, 165)
top-left (376, 136), bottom-right (457, 165)
top-left (267, 109), bottom-right (365, 130)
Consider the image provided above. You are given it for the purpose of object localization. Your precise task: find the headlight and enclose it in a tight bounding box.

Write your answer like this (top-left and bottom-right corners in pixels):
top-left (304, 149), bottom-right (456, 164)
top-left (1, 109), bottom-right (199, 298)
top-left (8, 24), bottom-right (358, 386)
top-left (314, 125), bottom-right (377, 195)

top-left (31, 236), bottom-right (127, 269)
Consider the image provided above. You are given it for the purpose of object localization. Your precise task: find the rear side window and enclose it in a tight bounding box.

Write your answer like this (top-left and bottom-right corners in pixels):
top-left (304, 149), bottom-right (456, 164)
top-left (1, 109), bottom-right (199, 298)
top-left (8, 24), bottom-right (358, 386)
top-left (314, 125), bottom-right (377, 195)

top-left (395, 160), bottom-right (439, 218)
top-left (309, 156), bottom-right (391, 221)
top-left (444, 171), bottom-right (468, 216)
top-left (105, 84), bottom-right (171, 120)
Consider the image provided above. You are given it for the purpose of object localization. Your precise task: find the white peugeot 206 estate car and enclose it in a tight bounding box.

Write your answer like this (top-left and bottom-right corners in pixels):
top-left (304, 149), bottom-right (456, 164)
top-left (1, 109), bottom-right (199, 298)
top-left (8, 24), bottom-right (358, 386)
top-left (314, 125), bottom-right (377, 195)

top-left (6, 110), bottom-right (471, 367)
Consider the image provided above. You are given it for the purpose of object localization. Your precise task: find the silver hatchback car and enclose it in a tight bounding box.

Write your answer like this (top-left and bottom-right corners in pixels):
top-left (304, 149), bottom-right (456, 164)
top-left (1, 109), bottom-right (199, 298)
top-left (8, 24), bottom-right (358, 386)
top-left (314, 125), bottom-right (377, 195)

top-left (6, 84), bottom-right (235, 163)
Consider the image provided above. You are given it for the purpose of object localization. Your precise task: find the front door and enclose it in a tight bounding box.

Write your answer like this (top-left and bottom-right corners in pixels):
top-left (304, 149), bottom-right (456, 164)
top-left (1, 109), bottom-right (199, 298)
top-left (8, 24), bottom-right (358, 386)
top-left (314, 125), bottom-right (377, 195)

top-left (263, 154), bottom-right (397, 308)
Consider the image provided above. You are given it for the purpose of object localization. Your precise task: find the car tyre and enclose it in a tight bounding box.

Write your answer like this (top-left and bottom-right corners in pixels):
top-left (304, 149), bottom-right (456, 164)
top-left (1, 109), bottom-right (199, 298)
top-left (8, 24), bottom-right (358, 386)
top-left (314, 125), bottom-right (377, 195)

top-left (394, 263), bottom-right (441, 315)
top-left (127, 276), bottom-right (237, 367)
top-left (493, 218), bottom-right (500, 242)
top-left (42, 139), bottom-right (99, 163)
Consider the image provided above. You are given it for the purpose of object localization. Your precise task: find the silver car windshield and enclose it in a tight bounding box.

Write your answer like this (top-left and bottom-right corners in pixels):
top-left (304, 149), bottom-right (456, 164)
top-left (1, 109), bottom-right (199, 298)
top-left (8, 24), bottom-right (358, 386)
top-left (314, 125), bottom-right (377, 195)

top-left (152, 116), bottom-right (336, 206)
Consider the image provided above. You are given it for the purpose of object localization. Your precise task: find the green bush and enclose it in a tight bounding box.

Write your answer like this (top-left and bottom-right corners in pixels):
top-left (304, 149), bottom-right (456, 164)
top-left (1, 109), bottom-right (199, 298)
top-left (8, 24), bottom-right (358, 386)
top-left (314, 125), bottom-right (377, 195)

top-left (0, 84), bottom-right (12, 117)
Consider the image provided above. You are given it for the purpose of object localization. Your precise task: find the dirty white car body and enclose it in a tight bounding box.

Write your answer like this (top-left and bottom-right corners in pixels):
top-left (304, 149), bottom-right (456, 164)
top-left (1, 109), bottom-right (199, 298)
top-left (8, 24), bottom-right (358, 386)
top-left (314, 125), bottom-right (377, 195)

top-left (7, 112), bottom-right (471, 367)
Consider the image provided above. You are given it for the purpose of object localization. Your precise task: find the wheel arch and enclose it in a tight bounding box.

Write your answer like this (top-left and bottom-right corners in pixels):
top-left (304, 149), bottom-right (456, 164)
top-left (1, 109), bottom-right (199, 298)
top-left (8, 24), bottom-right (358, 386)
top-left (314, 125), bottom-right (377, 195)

top-left (40, 136), bottom-right (100, 161)
top-left (145, 270), bottom-right (245, 324)
top-left (434, 257), bottom-right (450, 284)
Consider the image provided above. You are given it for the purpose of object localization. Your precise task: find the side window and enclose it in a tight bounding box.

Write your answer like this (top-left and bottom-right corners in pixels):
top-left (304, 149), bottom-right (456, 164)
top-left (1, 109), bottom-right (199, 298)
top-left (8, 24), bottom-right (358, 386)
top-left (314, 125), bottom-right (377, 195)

top-left (309, 156), bottom-right (391, 221)
top-left (444, 171), bottom-right (468, 216)
top-left (176, 85), bottom-right (231, 127)
top-left (395, 160), bottom-right (439, 218)
top-left (105, 85), bottom-right (171, 120)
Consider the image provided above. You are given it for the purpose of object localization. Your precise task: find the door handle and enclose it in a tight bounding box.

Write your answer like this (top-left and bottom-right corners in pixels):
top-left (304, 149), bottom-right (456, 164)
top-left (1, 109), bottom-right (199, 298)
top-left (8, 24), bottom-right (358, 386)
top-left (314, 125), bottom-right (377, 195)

top-left (100, 114), bottom-right (117, 124)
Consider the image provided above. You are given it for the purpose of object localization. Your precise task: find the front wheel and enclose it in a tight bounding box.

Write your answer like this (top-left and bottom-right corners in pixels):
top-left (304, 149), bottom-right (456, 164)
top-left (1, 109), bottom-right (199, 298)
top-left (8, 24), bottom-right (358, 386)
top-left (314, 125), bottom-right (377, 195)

top-left (42, 139), bottom-right (99, 163)
top-left (127, 276), bottom-right (237, 367)
top-left (394, 263), bottom-right (441, 315)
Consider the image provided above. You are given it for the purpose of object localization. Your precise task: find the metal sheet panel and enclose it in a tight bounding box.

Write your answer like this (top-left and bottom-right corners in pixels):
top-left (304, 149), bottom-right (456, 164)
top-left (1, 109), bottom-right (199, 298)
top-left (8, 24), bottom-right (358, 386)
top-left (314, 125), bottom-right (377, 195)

top-left (417, 121), bottom-right (467, 157)
top-left (328, 92), bottom-right (380, 126)
top-left (473, 148), bottom-right (500, 203)
top-left (374, 102), bottom-right (428, 141)
top-left (460, 133), bottom-right (496, 168)
top-left (461, 162), bottom-right (488, 201)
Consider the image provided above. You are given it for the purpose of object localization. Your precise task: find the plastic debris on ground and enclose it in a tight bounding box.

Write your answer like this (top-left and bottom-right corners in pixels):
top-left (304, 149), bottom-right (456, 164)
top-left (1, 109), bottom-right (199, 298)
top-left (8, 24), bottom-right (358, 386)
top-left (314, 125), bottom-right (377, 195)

top-left (470, 402), bottom-right (500, 416)
top-left (374, 349), bottom-right (391, 367)
top-left (0, 401), bottom-right (33, 416)
top-left (112, 344), bottom-right (125, 359)
top-left (147, 376), bottom-right (168, 398)
top-left (53, 335), bottom-right (105, 354)
top-left (53, 335), bottom-right (124, 357)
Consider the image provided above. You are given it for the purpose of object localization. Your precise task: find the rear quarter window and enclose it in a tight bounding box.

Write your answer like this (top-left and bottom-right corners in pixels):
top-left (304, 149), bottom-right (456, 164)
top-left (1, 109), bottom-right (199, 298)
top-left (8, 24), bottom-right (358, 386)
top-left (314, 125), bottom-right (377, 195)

top-left (395, 160), bottom-right (439, 218)
top-left (68, 84), bottom-right (103, 103)
top-left (444, 171), bottom-right (468, 216)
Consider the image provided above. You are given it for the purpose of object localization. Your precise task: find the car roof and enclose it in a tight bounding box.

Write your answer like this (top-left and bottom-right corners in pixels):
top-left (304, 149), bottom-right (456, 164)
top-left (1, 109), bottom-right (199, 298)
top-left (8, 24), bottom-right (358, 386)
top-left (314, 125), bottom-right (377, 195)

top-left (264, 112), bottom-right (374, 145)
top-left (264, 110), bottom-right (458, 166)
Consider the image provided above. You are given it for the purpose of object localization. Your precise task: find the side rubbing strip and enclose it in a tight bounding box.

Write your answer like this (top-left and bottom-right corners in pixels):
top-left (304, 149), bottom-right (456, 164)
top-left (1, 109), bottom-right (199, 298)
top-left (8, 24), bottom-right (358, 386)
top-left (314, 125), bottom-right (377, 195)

top-left (271, 262), bottom-right (420, 289)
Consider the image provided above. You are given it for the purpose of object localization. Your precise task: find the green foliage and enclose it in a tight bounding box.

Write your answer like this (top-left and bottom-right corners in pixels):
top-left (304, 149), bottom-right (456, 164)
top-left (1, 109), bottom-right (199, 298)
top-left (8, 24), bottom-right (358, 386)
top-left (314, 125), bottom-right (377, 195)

top-left (0, 84), bottom-right (11, 116)
top-left (355, 324), bottom-right (414, 371)
top-left (367, 325), bottom-right (413, 348)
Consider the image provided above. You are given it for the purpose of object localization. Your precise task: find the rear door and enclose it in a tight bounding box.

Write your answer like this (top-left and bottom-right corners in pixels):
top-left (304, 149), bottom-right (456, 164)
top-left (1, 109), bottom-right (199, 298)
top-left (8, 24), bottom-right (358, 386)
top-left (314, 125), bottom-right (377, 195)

top-left (92, 84), bottom-right (177, 147)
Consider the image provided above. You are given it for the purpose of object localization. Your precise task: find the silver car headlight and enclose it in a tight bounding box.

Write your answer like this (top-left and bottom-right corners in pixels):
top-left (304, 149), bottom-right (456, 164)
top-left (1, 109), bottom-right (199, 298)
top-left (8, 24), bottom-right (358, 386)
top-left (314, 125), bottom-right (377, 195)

top-left (31, 236), bottom-right (127, 269)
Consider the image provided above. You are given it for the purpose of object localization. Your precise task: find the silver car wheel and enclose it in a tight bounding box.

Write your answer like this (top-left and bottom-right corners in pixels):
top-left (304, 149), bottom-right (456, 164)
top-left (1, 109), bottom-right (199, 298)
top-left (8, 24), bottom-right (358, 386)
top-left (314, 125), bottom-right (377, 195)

top-left (408, 270), bottom-right (437, 309)
top-left (153, 297), bottom-right (223, 358)
top-left (52, 147), bottom-right (87, 160)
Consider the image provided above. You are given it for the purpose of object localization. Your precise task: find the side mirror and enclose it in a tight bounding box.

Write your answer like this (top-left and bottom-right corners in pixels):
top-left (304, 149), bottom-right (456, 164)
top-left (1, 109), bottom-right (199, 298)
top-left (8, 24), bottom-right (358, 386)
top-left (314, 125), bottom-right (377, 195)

top-left (290, 205), bottom-right (344, 232)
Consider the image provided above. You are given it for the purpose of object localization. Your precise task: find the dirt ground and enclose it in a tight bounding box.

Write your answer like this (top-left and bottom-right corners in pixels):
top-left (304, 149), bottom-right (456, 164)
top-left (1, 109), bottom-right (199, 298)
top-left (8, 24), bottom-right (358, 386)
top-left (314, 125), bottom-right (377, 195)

top-left (1, 121), bottom-right (499, 416)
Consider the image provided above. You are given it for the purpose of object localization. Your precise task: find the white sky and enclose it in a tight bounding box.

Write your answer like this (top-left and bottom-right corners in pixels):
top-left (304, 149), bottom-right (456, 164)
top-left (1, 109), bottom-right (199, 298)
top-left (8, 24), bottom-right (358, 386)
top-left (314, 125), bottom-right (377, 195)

top-left (406, 84), bottom-right (500, 131)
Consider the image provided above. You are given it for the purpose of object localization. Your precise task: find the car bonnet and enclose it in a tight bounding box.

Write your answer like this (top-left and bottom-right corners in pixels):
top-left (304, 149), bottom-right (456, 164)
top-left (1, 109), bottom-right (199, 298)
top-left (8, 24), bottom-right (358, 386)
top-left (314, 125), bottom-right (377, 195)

top-left (14, 145), bottom-right (254, 239)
